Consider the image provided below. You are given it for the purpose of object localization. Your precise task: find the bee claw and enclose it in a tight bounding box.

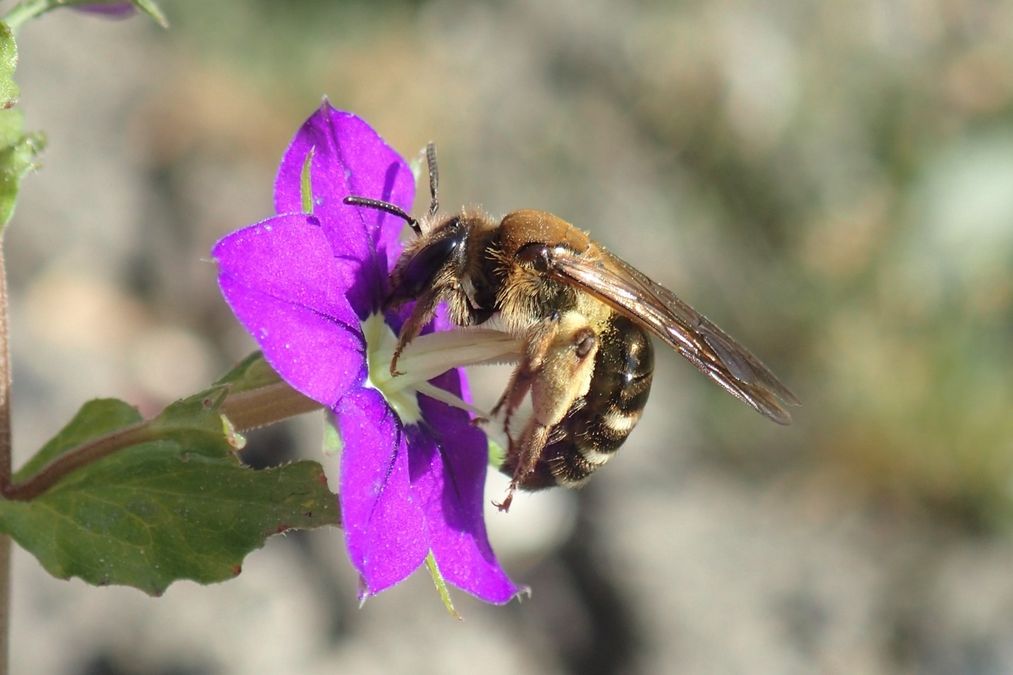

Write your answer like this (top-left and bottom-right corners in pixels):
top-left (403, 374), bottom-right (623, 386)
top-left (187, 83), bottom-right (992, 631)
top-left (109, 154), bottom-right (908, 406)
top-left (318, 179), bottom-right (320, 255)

top-left (493, 490), bottom-right (515, 513)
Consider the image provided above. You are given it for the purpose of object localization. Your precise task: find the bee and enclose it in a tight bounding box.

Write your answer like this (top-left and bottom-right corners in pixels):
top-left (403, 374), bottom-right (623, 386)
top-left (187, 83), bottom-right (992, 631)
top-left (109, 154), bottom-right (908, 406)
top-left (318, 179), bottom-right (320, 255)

top-left (345, 144), bottom-right (799, 510)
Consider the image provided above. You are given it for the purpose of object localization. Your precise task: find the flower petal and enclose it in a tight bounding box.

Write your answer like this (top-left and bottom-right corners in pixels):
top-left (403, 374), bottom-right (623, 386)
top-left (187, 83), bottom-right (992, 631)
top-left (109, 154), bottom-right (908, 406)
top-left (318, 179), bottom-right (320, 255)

top-left (336, 387), bottom-right (429, 596)
top-left (213, 214), bottom-right (366, 406)
top-left (274, 102), bottom-right (415, 315)
top-left (411, 370), bottom-right (519, 604)
top-left (73, 2), bottom-right (135, 17)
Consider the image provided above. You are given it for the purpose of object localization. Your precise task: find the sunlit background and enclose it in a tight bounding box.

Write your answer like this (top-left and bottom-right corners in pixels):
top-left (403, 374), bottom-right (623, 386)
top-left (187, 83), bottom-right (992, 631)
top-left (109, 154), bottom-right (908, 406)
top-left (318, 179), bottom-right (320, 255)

top-left (7, 1), bottom-right (1013, 673)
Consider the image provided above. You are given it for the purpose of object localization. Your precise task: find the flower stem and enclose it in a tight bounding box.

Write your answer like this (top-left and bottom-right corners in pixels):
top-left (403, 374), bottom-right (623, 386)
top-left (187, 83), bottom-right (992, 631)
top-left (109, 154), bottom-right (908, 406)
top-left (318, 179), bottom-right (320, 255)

top-left (2, 421), bottom-right (154, 501)
top-left (0, 244), bottom-right (11, 675)
top-left (1, 379), bottom-right (322, 502)
top-left (218, 379), bottom-right (321, 431)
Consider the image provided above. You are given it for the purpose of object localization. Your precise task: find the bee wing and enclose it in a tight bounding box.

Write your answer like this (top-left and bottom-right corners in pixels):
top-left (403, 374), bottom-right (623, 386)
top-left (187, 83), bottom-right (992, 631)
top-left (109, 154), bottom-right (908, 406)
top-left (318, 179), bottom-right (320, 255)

top-left (546, 246), bottom-right (800, 425)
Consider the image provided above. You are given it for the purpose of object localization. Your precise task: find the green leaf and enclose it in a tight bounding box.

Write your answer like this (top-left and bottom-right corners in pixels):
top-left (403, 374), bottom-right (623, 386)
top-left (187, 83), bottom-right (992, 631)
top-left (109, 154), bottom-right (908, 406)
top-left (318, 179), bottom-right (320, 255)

top-left (145, 385), bottom-right (232, 445)
top-left (213, 351), bottom-right (280, 394)
top-left (0, 390), bottom-right (340, 595)
top-left (0, 22), bottom-right (43, 232)
top-left (0, 114), bottom-right (43, 230)
top-left (0, 23), bottom-right (18, 109)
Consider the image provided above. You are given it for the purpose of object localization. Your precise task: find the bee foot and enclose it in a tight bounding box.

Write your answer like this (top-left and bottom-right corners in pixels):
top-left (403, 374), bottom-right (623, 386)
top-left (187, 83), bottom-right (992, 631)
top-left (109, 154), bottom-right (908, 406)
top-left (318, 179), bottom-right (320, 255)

top-left (493, 492), bottom-right (514, 513)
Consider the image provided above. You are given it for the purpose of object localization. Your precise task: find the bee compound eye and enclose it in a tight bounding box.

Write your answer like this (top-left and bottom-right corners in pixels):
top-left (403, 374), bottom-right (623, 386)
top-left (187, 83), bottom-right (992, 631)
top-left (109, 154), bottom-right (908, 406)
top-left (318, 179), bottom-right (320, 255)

top-left (393, 229), bottom-right (464, 299)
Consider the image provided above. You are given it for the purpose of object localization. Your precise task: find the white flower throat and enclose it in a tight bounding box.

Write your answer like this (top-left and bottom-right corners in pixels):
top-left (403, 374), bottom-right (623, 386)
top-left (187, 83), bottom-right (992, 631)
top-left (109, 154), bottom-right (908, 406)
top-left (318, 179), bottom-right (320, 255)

top-left (361, 314), bottom-right (521, 424)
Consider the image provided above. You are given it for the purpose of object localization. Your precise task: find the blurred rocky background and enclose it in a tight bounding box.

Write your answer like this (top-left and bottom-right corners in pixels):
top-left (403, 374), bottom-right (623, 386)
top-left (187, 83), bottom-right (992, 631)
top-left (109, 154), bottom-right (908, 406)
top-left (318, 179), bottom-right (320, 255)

top-left (6, 0), bottom-right (1013, 673)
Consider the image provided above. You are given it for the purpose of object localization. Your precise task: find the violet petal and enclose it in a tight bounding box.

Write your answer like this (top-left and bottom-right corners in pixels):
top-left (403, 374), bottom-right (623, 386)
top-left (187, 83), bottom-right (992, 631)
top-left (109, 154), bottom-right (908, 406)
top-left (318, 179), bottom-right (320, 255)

top-left (336, 387), bottom-right (429, 595)
top-left (411, 370), bottom-right (519, 603)
top-left (274, 102), bottom-right (414, 316)
top-left (213, 214), bottom-right (366, 406)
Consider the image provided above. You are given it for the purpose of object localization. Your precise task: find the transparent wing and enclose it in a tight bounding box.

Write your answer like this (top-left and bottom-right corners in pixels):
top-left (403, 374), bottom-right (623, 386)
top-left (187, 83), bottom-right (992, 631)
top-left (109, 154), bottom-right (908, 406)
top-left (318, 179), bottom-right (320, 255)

top-left (545, 245), bottom-right (800, 424)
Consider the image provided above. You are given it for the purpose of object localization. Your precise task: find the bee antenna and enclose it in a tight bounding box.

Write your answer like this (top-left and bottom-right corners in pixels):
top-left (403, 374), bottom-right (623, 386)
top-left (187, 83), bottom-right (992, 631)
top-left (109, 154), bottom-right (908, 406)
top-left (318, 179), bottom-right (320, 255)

top-left (425, 142), bottom-right (439, 218)
top-left (343, 196), bottom-right (422, 237)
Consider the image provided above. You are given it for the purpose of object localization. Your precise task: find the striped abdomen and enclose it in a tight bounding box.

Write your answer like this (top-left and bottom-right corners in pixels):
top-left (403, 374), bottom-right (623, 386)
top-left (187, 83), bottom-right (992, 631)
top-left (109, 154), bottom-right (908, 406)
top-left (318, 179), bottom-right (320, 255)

top-left (506, 314), bottom-right (655, 489)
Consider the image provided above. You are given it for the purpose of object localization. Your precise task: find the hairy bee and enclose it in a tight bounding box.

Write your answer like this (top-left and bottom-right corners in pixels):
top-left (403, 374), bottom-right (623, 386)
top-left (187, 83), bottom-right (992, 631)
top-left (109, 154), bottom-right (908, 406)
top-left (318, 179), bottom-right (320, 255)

top-left (346, 145), bottom-right (799, 510)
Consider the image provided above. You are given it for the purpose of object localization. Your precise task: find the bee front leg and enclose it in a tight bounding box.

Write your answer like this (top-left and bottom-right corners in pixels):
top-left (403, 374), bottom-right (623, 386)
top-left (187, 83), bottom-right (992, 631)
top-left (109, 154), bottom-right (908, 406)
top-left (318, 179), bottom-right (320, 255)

top-left (388, 291), bottom-right (442, 376)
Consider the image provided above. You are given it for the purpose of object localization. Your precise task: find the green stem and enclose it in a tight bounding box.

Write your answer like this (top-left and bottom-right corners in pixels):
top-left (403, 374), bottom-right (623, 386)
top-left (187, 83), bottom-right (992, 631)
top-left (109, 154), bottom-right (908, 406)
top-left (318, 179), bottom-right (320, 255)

top-left (2, 421), bottom-right (152, 501)
top-left (1, 380), bottom-right (322, 502)
top-left (219, 380), bottom-right (321, 432)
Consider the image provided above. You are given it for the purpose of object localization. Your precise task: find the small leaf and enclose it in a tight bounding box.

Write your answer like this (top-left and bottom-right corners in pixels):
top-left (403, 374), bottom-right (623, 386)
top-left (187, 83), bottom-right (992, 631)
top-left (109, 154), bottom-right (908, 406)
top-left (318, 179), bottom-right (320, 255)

top-left (213, 351), bottom-right (280, 394)
top-left (300, 145), bottom-right (315, 214)
top-left (0, 24), bottom-right (44, 232)
top-left (147, 386), bottom-right (231, 444)
top-left (0, 109), bottom-right (45, 231)
top-left (425, 551), bottom-right (462, 620)
top-left (0, 23), bottom-right (18, 109)
top-left (0, 391), bottom-right (339, 595)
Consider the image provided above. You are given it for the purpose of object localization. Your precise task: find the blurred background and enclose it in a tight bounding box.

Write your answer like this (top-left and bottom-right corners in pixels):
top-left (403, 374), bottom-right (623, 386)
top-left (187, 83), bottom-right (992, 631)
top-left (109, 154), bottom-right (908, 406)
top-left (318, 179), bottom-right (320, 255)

top-left (6, 0), bottom-right (1013, 673)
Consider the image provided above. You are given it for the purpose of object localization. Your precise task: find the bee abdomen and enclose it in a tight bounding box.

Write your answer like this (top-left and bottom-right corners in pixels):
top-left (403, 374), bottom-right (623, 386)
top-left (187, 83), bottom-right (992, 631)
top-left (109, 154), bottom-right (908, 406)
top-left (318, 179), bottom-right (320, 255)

top-left (509, 315), bottom-right (654, 490)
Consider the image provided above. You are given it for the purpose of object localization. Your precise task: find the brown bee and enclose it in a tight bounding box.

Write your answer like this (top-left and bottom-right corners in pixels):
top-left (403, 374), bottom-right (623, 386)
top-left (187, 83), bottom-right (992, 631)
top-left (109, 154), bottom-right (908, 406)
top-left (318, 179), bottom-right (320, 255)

top-left (346, 145), bottom-right (799, 510)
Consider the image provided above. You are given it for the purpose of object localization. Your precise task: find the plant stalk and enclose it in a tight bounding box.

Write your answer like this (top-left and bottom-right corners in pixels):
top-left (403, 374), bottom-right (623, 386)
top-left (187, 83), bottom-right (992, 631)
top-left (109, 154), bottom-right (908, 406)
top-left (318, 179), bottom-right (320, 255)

top-left (1, 379), bottom-right (321, 502)
top-left (0, 244), bottom-right (13, 675)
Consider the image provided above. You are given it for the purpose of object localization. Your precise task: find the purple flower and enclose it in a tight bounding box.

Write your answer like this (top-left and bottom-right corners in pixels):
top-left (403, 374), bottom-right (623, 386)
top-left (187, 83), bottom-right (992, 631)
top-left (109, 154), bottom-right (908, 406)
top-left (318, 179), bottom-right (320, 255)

top-left (213, 102), bottom-right (520, 604)
top-left (73, 2), bottom-right (136, 18)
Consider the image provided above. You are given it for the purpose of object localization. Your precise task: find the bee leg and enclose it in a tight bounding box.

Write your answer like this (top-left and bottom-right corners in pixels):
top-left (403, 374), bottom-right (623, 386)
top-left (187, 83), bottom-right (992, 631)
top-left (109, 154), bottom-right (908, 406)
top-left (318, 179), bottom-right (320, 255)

top-left (490, 366), bottom-right (533, 437)
top-left (499, 422), bottom-right (552, 511)
top-left (498, 313), bottom-right (600, 509)
top-left (493, 491), bottom-right (514, 512)
top-left (389, 291), bottom-right (442, 376)
top-left (491, 317), bottom-right (560, 440)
